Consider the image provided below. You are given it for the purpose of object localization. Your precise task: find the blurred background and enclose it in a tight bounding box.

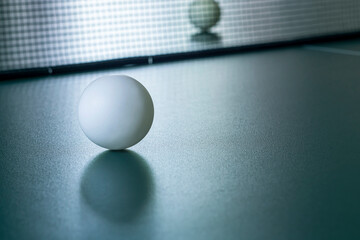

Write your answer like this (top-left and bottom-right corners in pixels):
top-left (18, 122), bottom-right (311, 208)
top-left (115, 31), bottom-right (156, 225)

top-left (1, 0), bottom-right (360, 74)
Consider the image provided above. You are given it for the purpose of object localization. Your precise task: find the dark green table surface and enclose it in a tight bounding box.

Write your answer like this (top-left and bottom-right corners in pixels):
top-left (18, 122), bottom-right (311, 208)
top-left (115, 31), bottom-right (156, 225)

top-left (1, 40), bottom-right (360, 240)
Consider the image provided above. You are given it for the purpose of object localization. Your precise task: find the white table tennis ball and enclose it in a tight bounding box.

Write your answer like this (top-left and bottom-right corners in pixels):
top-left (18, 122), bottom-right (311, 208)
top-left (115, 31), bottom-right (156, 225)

top-left (189, 0), bottom-right (220, 32)
top-left (78, 75), bottom-right (154, 150)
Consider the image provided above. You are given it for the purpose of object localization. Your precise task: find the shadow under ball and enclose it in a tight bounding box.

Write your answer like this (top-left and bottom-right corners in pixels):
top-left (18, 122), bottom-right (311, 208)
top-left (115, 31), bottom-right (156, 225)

top-left (189, 0), bottom-right (221, 33)
top-left (81, 150), bottom-right (153, 222)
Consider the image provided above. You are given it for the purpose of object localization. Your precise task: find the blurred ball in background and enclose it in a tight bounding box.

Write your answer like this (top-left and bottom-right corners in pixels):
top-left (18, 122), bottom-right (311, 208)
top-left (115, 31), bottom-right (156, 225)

top-left (189, 0), bottom-right (221, 32)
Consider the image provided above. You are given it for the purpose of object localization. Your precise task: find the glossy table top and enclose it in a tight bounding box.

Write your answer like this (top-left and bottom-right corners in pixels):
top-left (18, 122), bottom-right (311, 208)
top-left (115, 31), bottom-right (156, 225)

top-left (1, 40), bottom-right (360, 239)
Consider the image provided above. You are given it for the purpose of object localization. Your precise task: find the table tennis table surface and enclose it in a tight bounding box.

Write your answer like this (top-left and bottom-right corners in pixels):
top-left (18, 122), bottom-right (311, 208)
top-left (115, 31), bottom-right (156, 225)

top-left (1, 39), bottom-right (360, 240)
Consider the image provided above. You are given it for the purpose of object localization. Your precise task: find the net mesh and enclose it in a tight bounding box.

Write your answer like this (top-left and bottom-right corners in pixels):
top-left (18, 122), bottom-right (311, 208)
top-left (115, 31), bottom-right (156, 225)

top-left (1, 0), bottom-right (360, 71)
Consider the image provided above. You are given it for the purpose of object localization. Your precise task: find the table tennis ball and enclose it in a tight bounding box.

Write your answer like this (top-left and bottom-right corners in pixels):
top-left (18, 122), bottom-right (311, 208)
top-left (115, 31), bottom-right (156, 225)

top-left (78, 75), bottom-right (154, 150)
top-left (189, 0), bottom-right (220, 32)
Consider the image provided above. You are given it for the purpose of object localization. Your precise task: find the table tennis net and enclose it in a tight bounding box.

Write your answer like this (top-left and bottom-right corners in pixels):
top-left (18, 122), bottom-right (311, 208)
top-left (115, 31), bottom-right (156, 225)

top-left (1, 0), bottom-right (360, 72)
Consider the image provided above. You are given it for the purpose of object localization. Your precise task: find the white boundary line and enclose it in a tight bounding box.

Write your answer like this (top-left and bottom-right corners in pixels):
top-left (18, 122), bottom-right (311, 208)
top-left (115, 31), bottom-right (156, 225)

top-left (304, 45), bottom-right (360, 57)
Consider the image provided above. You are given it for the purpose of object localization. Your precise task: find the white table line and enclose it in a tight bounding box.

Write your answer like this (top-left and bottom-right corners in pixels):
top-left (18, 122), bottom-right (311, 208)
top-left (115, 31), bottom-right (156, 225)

top-left (304, 45), bottom-right (360, 57)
